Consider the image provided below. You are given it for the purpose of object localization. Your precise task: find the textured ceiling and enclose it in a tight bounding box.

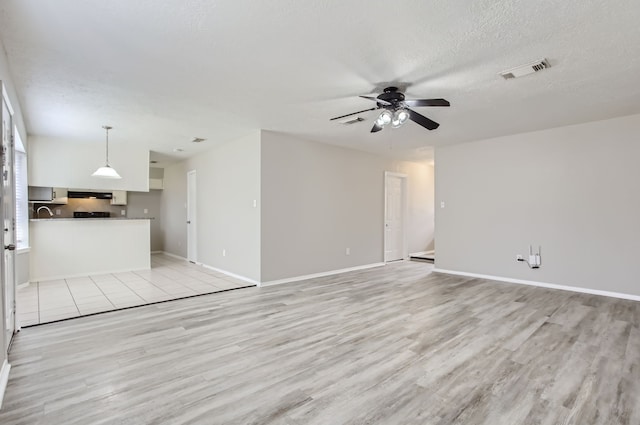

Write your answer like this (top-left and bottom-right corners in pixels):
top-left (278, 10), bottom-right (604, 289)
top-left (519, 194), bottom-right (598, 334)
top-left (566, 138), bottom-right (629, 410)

top-left (1, 0), bottom-right (640, 165)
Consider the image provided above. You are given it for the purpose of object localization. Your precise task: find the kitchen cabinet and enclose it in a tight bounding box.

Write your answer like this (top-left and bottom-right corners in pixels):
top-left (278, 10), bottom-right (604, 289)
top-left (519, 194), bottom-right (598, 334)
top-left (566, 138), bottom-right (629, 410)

top-left (149, 178), bottom-right (163, 190)
top-left (28, 186), bottom-right (68, 204)
top-left (110, 190), bottom-right (128, 205)
top-left (52, 188), bottom-right (68, 203)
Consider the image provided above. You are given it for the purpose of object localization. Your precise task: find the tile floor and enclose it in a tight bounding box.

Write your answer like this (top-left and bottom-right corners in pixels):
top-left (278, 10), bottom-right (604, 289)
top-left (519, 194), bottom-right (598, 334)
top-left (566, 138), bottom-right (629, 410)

top-left (17, 253), bottom-right (253, 326)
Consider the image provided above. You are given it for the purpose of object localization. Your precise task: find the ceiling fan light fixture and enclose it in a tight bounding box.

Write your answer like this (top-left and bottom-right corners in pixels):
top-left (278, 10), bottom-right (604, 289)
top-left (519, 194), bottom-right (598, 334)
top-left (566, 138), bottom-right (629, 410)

top-left (92, 125), bottom-right (122, 179)
top-left (375, 110), bottom-right (393, 127)
top-left (391, 109), bottom-right (410, 128)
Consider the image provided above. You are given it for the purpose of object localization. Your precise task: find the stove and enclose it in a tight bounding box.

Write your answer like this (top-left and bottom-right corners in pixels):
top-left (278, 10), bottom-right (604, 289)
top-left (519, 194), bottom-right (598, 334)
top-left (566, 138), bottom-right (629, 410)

top-left (73, 211), bottom-right (111, 218)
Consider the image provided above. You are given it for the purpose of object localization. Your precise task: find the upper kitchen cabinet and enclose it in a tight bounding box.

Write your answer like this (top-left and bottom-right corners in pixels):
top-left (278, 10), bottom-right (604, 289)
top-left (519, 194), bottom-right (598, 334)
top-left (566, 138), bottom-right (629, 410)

top-left (28, 137), bottom-right (150, 192)
top-left (110, 190), bottom-right (127, 205)
top-left (149, 167), bottom-right (164, 190)
top-left (28, 186), bottom-right (68, 204)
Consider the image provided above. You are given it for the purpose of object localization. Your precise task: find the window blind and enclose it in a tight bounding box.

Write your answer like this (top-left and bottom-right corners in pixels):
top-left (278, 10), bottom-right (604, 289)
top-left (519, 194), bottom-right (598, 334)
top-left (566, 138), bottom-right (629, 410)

top-left (15, 150), bottom-right (28, 249)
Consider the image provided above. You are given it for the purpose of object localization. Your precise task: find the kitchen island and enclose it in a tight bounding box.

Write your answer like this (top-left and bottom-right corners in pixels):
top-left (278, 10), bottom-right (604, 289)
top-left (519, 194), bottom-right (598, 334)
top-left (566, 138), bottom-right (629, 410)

top-left (30, 218), bottom-right (151, 281)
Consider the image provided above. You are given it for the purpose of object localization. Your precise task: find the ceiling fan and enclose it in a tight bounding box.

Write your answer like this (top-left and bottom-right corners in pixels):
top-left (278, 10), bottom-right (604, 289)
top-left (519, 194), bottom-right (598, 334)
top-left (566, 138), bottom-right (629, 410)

top-left (330, 86), bottom-right (450, 133)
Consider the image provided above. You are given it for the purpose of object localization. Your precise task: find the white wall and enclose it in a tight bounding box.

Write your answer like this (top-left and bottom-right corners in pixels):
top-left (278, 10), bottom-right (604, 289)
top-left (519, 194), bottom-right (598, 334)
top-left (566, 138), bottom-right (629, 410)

top-left (435, 113), bottom-right (640, 297)
top-left (128, 190), bottom-right (163, 252)
top-left (28, 137), bottom-right (149, 191)
top-left (30, 220), bottom-right (150, 281)
top-left (162, 132), bottom-right (261, 282)
top-left (260, 131), bottom-right (434, 282)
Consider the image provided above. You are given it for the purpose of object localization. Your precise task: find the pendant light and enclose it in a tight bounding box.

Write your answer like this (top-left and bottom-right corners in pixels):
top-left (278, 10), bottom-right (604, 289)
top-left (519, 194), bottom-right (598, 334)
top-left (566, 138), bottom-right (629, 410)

top-left (92, 125), bottom-right (121, 179)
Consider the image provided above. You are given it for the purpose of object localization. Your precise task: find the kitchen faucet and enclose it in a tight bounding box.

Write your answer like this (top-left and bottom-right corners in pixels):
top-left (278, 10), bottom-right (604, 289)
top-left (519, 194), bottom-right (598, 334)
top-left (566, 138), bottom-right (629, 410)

top-left (36, 206), bottom-right (54, 218)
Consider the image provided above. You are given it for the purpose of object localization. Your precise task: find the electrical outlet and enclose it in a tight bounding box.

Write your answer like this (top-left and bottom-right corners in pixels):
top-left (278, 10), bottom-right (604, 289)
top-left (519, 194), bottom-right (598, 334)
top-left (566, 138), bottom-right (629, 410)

top-left (253, 200), bottom-right (257, 208)
top-left (440, 201), bottom-right (445, 208)
top-left (516, 254), bottom-right (523, 261)
top-left (121, 210), bottom-right (126, 216)
top-left (222, 249), bottom-right (226, 257)
top-left (143, 208), bottom-right (148, 214)
top-left (346, 248), bottom-right (350, 255)
top-left (55, 209), bottom-right (61, 215)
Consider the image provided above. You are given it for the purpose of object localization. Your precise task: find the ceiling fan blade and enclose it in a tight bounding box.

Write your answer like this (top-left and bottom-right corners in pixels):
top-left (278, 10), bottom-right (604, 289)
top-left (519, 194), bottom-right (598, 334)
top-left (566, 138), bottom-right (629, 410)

top-left (403, 98), bottom-right (450, 107)
top-left (408, 108), bottom-right (440, 130)
top-left (329, 107), bottom-right (378, 121)
top-left (359, 95), bottom-right (392, 106)
top-left (371, 122), bottom-right (384, 133)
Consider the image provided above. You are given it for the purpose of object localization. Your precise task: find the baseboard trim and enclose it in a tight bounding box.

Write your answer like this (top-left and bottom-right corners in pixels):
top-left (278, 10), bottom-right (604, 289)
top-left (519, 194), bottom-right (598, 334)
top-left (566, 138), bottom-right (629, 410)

top-left (158, 251), bottom-right (188, 261)
top-left (17, 281), bottom-right (30, 290)
top-left (150, 250), bottom-right (163, 254)
top-left (152, 252), bottom-right (259, 286)
top-left (410, 250), bottom-right (434, 256)
top-left (261, 262), bottom-right (386, 287)
top-left (199, 264), bottom-right (260, 286)
top-left (432, 268), bottom-right (640, 302)
top-left (0, 359), bottom-right (11, 410)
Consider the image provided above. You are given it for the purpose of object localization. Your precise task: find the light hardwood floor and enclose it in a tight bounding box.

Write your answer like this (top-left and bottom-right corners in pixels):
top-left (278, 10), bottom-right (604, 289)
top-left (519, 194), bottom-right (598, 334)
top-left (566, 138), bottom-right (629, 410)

top-left (1, 261), bottom-right (639, 424)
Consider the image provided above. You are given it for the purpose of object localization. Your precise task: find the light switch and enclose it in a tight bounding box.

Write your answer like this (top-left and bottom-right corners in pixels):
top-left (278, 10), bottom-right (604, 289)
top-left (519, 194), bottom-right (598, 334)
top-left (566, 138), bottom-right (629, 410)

top-left (143, 208), bottom-right (148, 214)
top-left (121, 210), bottom-right (126, 216)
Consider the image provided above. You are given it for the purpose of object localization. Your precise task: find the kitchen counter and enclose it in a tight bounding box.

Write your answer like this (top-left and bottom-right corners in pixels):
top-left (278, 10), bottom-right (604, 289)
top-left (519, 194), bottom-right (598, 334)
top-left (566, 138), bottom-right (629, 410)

top-left (30, 219), bottom-right (151, 281)
top-left (30, 217), bottom-right (154, 221)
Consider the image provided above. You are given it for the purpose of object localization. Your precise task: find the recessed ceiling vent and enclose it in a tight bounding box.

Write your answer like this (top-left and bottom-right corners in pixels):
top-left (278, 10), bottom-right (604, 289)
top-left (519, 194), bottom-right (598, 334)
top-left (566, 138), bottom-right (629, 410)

top-left (499, 58), bottom-right (550, 80)
top-left (339, 117), bottom-right (366, 125)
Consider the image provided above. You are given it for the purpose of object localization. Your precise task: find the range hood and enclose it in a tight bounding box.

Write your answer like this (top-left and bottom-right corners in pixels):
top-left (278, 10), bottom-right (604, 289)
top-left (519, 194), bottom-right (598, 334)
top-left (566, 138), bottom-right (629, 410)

top-left (67, 191), bottom-right (113, 199)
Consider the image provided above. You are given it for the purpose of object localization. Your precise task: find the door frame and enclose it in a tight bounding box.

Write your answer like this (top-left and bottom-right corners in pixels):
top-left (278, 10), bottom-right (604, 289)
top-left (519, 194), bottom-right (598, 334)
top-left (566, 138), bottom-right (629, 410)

top-left (186, 170), bottom-right (197, 263)
top-left (383, 171), bottom-right (408, 263)
top-left (1, 84), bottom-right (16, 352)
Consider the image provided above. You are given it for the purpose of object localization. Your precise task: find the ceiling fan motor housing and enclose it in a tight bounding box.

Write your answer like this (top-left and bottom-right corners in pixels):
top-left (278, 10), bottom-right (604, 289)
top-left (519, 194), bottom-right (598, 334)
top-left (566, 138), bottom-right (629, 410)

top-left (377, 86), bottom-right (405, 108)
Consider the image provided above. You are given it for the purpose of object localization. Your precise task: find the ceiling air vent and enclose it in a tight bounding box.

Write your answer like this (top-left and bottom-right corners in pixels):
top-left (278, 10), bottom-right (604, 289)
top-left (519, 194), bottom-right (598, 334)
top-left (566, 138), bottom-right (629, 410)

top-left (339, 117), bottom-right (365, 125)
top-left (499, 58), bottom-right (550, 80)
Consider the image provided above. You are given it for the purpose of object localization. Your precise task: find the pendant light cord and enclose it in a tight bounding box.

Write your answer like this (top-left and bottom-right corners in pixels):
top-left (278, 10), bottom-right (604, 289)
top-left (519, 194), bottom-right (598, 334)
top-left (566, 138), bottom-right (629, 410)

top-left (103, 125), bottom-right (112, 166)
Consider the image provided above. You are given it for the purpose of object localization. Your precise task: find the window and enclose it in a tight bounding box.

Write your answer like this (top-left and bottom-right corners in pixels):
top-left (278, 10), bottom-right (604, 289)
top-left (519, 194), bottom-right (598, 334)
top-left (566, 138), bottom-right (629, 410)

top-left (15, 131), bottom-right (28, 249)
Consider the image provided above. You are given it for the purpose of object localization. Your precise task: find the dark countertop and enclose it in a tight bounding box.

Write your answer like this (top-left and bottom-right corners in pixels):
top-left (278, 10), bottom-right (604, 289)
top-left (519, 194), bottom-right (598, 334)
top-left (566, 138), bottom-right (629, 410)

top-left (30, 217), bottom-right (154, 222)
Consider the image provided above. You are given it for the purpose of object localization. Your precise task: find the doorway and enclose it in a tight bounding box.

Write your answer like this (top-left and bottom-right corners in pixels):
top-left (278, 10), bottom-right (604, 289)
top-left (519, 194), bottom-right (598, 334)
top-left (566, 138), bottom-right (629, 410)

top-left (187, 170), bottom-right (197, 263)
top-left (384, 172), bottom-right (407, 262)
top-left (1, 90), bottom-right (16, 352)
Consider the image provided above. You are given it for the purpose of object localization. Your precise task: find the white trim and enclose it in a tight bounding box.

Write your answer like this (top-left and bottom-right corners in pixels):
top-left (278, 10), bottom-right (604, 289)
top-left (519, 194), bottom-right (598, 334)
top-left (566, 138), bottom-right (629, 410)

top-left (432, 268), bottom-right (640, 302)
top-left (200, 264), bottom-right (259, 286)
top-left (16, 247), bottom-right (30, 254)
top-left (32, 266), bottom-right (151, 283)
top-left (154, 252), bottom-right (259, 286)
top-left (0, 359), bottom-right (11, 409)
top-left (384, 171), bottom-right (408, 263)
top-left (17, 281), bottom-right (30, 290)
top-left (261, 262), bottom-right (386, 287)
top-left (158, 251), bottom-right (188, 261)
top-left (186, 169), bottom-right (197, 263)
top-left (1, 83), bottom-right (14, 115)
top-left (410, 250), bottom-right (434, 257)
top-left (150, 250), bottom-right (163, 254)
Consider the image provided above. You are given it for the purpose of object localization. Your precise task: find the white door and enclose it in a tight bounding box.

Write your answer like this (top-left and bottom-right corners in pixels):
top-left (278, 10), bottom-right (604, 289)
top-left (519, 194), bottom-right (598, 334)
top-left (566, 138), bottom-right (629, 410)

top-left (384, 173), bottom-right (406, 262)
top-left (187, 170), bottom-right (197, 263)
top-left (1, 95), bottom-right (16, 351)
